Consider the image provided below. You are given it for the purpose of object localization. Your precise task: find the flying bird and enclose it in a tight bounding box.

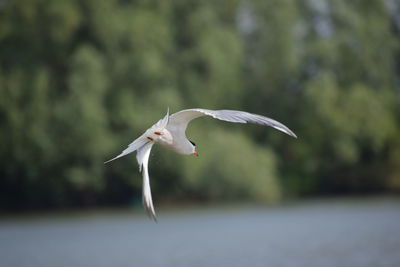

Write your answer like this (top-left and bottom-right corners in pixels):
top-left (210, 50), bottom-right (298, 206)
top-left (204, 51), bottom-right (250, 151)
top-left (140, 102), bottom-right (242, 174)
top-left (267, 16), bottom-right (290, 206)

top-left (105, 108), bottom-right (297, 221)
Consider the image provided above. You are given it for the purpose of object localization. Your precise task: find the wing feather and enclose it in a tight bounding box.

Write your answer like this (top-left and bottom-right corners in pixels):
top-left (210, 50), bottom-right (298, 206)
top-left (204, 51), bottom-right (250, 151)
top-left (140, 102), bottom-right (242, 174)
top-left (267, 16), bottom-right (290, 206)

top-left (169, 108), bottom-right (297, 138)
top-left (104, 135), bottom-right (149, 163)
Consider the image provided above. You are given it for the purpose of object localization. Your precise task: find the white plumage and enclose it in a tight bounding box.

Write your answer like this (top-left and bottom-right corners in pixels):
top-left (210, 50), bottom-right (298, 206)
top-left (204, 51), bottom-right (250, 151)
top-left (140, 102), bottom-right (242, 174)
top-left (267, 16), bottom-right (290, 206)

top-left (105, 108), bottom-right (297, 220)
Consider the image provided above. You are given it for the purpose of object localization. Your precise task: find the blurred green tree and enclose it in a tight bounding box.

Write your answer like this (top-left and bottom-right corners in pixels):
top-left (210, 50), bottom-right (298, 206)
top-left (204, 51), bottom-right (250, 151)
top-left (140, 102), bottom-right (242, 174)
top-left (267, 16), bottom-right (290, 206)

top-left (0, 0), bottom-right (399, 210)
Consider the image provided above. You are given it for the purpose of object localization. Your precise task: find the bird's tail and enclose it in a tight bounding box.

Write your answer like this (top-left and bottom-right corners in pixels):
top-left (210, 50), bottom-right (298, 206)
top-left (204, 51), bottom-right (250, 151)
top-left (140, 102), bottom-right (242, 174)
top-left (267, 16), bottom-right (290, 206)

top-left (136, 142), bottom-right (157, 221)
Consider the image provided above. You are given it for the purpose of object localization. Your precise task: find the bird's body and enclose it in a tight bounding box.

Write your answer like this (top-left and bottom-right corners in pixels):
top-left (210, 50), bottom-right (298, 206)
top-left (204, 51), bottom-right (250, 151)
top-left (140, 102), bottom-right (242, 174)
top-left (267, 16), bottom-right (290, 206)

top-left (105, 108), bottom-right (297, 220)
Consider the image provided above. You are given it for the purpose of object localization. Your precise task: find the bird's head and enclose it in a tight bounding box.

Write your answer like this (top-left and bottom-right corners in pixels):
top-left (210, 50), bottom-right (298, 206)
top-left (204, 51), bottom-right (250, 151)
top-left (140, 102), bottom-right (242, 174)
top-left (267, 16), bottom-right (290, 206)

top-left (189, 140), bottom-right (198, 157)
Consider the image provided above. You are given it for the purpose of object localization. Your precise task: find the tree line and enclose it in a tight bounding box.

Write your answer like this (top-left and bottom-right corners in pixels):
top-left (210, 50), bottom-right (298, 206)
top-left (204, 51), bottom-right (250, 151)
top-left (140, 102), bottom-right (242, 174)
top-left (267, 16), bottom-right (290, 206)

top-left (0, 0), bottom-right (399, 210)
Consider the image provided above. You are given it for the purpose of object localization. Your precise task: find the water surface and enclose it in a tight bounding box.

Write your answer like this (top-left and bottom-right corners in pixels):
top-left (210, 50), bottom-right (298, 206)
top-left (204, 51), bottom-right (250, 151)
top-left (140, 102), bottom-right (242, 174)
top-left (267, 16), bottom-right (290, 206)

top-left (1, 198), bottom-right (399, 267)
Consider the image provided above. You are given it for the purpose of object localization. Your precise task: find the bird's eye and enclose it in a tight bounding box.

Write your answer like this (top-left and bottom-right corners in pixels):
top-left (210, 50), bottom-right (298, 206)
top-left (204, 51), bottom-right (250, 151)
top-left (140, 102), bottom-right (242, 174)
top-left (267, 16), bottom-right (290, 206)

top-left (189, 140), bottom-right (196, 146)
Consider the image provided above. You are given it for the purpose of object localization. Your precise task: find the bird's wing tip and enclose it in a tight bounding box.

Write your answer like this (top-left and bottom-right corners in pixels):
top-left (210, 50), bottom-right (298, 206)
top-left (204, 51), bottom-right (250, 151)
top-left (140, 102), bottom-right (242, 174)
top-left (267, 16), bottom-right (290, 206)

top-left (281, 127), bottom-right (297, 138)
top-left (104, 156), bottom-right (119, 164)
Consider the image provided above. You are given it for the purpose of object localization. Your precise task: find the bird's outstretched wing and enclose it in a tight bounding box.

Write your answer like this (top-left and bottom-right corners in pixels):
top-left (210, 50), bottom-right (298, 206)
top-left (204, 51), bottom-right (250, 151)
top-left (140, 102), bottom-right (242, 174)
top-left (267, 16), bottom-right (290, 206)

top-left (104, 135), bottom-right (149, 163)
top-left (136, 142), bottom-right (157, 221)
top-left (104, 108), bottom-right (169, 164)
top-left (168, 108), bottom-right (297, 138)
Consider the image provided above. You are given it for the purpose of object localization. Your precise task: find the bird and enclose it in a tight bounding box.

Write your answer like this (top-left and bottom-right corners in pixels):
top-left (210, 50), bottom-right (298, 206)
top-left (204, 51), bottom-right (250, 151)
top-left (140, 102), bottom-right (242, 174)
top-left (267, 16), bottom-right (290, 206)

top-left (105, 108), bottom-right (297, 221)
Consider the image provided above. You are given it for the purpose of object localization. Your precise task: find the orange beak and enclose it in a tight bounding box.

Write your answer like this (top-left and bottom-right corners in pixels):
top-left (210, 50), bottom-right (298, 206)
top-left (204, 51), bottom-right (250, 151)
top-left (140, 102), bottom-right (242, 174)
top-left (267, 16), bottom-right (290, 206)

top-left (193, 151), bottom-right (198, 157)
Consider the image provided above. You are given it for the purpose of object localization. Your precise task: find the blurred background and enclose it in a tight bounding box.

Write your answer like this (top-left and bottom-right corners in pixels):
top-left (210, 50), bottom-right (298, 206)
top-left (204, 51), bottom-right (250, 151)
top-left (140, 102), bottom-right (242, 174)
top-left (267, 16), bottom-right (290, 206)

top-left (0, 0), bottom-right (400, 266)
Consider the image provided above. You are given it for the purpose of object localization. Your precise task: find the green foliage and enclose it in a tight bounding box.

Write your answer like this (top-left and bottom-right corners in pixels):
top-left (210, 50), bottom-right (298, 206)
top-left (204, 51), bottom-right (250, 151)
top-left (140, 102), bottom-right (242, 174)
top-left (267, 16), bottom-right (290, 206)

top-left (0, 0), bottom-right (399, 210)
top-left (182, 128), bottom-right (280, 202)
top-left (305, 72), bottom-right (396, 163)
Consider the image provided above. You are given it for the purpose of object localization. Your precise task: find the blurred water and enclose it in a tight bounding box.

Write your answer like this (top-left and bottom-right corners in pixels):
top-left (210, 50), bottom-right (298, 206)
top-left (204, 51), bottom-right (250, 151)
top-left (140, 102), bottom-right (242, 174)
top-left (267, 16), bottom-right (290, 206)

top-left (0, 198), bottom-right (399, 267)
